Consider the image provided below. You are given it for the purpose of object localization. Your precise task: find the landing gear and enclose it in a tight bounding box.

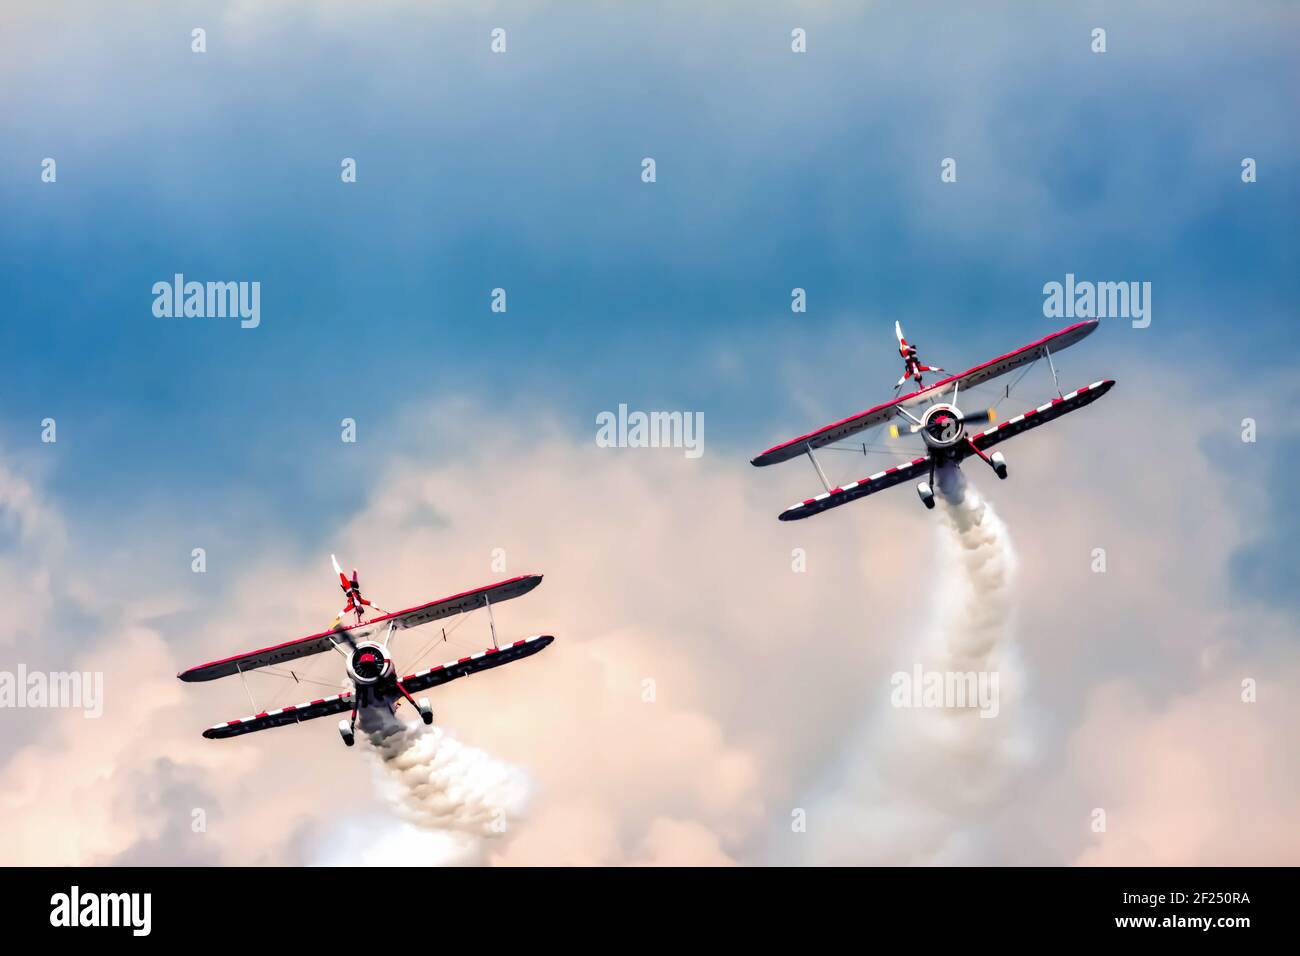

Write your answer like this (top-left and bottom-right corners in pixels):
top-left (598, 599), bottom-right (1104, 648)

top-left (340, 692), bottom-right (361, 747)
top-left (990, 451), bottom-right (1008, 480)
top-left (964, 437), bottom-right (1008, 480)
top-left (393, 680), bottom-right (433, 727)
top-left (916, 481), bottom-right (936, 510)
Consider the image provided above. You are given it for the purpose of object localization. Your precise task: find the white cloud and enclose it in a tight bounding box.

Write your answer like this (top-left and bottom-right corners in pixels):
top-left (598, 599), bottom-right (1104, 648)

top-left (0, 363), bottom-right (1295, 865)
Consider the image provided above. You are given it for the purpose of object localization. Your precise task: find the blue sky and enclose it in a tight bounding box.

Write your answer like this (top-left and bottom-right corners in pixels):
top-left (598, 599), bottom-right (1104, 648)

top-left (0, 0), bottom-right (1294, 642)
top-left (2, 1), bottom-right (1297, 596)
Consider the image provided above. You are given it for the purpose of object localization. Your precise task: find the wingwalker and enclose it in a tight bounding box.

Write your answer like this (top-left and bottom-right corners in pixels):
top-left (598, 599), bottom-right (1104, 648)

top-left (751, 320), bottom-right (1114, 519)
top-left (178, 557), bottom-right (554, 747)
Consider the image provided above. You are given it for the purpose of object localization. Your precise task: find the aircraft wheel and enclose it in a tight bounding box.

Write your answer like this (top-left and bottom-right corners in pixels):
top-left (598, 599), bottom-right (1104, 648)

top-left (917, 481), bottom-right (936, 510)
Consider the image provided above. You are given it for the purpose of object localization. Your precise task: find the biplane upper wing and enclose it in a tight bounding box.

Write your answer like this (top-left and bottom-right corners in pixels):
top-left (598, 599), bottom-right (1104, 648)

top-left (751, 397), bottom-right (909, 468)
top-left (751, 320), bottom-right (1099, 467)
top-left (778, 456), bottom-right (932, 521)
top-left (964, 379), bottom-right (1115, 455)
top-left (203, 689), bottom-right (356, 739)
top-left (178, 574), bottom-right (544, 682)
top-left (401, 634), bottom-right (554, 694)
top-left (383, 574), bottom-right (543, 632)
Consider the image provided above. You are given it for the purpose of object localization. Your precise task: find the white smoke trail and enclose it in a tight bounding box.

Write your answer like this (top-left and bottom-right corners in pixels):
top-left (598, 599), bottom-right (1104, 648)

top-left (365, 717), bottom-right (532, 839)
top-left (805, 463), bottom-right (1031, 864)
top-left (314, 709), bottom-right (531, 866)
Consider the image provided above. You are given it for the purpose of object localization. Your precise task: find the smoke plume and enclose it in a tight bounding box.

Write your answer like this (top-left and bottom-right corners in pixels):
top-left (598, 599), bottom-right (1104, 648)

top-left (804, 463), bottom-right (1031, 864)
top-left (366, 717), bottom-right (531, 834)
top-left (313, 708), bottom-right (532, 866)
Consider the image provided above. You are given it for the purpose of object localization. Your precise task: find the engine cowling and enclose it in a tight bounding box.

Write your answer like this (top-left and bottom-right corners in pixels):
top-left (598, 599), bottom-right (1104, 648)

top-left (919, 403), bottom-right (966, 450)
top-left (346, 643), bottom-right (393, 685)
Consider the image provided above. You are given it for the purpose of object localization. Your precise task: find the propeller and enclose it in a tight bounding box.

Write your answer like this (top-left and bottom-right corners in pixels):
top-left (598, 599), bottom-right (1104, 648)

top-left (888, 407), bottom-right (996, 438)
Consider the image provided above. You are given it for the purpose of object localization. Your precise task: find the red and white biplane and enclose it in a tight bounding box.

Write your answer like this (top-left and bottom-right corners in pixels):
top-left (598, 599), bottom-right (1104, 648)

top-left (751, 320), bottom-right (1114, 519)
top-left (178, 557), bottom-right (554, 747)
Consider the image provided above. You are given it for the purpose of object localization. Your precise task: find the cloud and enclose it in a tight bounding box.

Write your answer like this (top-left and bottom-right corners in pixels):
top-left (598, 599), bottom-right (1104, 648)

top-left (0, 453), bottom-right (66, 648)
top-left (311, 820), bottom-right (489, 869)
top-left (0, 359), bottom-right (1296, 865)
top-left (1066, 666), bottom-right (1300, 866)
top-left (0, 624), bottom-right (217, 865)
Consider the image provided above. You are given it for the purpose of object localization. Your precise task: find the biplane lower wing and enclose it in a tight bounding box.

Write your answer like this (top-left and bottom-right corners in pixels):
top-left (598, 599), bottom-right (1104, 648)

top-left (401, 634), bottom-right (554, 694)
top-left (779, 379), bottom-right (1114, 521)
top-left (966, 380), bottom-right (1114, 453)
top-left (779, 457), bottom-right (931, 521)
top-left (203, 690), bottom-right (355, 739)
top-left (178, 574), bottom-right (544, 682)
top-left (751, 320), bottom-right (1099, 467)
top-left (201, 635), bottom-right (555, 739)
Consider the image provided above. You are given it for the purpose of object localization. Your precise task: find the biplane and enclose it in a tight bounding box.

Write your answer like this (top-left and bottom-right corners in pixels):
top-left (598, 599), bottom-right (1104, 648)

top-left (178, 556), bottom-right (554, 747)
top-left (751, 320), bottom-right (1114, 520)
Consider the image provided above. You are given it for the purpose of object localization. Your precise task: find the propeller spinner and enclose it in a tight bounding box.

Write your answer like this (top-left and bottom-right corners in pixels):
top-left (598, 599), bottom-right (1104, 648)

top-left (888, 405), bottom-right (996, 443)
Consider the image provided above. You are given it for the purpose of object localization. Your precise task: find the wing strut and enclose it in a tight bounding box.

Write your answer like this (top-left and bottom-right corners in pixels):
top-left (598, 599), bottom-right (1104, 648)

top-left (236, 662), bottom-right (257, 712)
top-left (485, 592), bottom-right (499, 650)
top-left (1043, 344), bottom-right (1063, 398)
top-left (805, 444), bottom-right (832, 492)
